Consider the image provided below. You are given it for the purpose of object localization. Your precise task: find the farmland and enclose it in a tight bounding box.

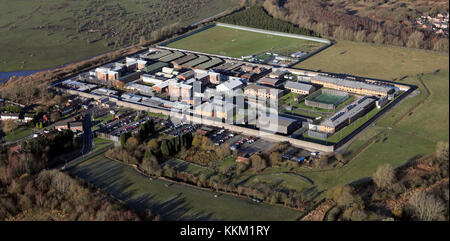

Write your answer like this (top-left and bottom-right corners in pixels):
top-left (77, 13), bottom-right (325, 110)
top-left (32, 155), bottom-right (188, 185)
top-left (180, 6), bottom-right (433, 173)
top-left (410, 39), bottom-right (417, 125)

top-left (69, 152), bottom-right (303, 221)
top-left (0, 0), bottom-right (237, 72)
top-left (166, 25), bottom-right (326, 58)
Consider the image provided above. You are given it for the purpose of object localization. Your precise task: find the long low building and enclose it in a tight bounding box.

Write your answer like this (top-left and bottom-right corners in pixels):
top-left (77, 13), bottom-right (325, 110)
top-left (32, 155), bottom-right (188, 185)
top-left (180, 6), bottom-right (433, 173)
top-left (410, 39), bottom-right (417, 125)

top-left (284, 81), bottom-right (315, 95)
top-left (256, 115), bottom-right (301, 135)
top-left (310, 76), bottom-right (394, 97)
top-left (319, 96), bottom-right (376, 133)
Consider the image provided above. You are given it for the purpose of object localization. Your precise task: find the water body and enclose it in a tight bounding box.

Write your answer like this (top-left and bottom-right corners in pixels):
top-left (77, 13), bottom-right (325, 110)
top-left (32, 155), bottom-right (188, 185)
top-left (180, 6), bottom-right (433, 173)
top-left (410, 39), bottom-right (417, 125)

top-left (0, 70), bottom-right (40, 83)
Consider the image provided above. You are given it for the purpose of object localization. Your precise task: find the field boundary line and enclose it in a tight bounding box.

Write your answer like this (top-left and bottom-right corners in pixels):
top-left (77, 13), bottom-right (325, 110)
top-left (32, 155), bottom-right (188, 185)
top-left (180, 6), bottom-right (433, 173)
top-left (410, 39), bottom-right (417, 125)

top-left (393, 75), bottom-right (431, 126)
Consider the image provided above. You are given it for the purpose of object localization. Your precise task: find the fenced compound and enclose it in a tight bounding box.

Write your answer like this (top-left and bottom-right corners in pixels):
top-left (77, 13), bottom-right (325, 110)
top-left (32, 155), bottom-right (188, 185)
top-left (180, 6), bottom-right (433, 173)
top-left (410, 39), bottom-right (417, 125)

top-left (305, 89), bottom-right (349, 110)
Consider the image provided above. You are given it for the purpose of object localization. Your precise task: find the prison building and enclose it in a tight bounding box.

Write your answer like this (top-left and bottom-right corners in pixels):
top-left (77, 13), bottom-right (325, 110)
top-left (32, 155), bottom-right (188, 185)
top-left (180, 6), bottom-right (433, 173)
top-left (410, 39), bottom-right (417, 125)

top-left (257, 77), bottom-right (284, 87)
top-left (168, 82), bottom-right (193, 99)
top-left (141, 49), bottom-right (172, 60)
top-left (284, 81), bottom-right (315, 95)
top-left (244, 84), bottom-right (284, 101)
top-left (256, 116), bottom-right (301, 135)
top-left (183, 55), bottom-right (209, 68)
top-left (142, 74), bottom-right (168, 85)
top-left (177, 70), bottom-right (195, 81)
top-left (310, 76), bottom-right (395, 97)
top-left (141, 62), bottom-right (169, 74)
top-left (319, 96), bottom-right (376, 134)
top-left (158, 51), bottom-right (185, 63)
top-left (196, 58), bottom-right (223, 70)
top-left (172, 54), bottom-right (197, 69)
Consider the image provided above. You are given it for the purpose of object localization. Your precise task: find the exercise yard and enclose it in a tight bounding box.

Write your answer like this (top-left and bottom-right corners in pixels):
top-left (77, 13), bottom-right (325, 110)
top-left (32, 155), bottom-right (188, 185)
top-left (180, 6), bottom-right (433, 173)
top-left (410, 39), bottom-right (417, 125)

top-left (166, 25), bottom-right (326, 58)
top-left (310, 93), bottom-right (347, 105)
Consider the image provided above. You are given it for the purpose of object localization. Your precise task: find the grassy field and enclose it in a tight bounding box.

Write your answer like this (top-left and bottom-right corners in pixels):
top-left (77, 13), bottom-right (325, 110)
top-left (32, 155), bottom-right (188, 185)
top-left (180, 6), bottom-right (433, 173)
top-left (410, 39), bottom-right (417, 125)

top-left (296, 41), bottom-right (449, 81)
top-left (167, 25), bottom-right (326, 58)
top-left (291, 40), bottom-right (449, 192)
top-left (5, 126), bottom-right (34, 142)
top-left (243, 173), bottom-right (314, 192)
top-left (0, 0), bottom-right (237, 72)
top-left (69, 153), bottom-right (302, 221)
top-left (163, 159), bottom-right (215, 177)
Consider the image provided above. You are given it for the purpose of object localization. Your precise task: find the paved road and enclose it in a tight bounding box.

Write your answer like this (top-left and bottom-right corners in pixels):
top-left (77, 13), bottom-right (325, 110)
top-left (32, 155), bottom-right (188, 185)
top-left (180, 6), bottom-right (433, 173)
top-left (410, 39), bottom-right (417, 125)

top-left (57, 112), bottom-right (94, 170)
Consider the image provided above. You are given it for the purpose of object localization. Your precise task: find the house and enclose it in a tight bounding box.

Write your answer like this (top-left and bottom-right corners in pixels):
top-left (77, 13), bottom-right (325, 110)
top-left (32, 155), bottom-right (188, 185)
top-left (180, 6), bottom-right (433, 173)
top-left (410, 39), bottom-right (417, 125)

top-left (55, 121), bottom-right (69, 130)
top-left (69, 122), bottom-right (83, 132)
top-left (0, 113), bottom-right (20, 121)
top-left (23, 114), bottom-right (34, 123)
top-left (284, 81), bottom-right (315, 95)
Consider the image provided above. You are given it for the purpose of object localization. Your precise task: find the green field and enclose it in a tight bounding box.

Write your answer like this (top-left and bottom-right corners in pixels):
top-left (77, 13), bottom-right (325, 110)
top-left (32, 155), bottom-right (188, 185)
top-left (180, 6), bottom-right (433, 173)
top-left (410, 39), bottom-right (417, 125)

top-left (0, 0), bottom-right (237, 71)
top-left (163, 159), bottom-right (215, 177)
top-left (292, 40), bottom-right (449, 191)
top-left (295, 40), bottom-right (450, 80)
top-left (69, 153), bottom-right (302, 221)
top-left (167, 25), bottom-right (326, 58)
top-left (311, 93), bottom-right (346, 105)
top-left (5, 126), bottom-right (34, 142)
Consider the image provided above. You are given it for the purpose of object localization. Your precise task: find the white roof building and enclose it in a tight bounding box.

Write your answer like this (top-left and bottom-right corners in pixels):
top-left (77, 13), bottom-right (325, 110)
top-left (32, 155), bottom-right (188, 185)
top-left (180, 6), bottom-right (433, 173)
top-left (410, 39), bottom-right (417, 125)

top-left (216, 79), bottom-right (243, 94)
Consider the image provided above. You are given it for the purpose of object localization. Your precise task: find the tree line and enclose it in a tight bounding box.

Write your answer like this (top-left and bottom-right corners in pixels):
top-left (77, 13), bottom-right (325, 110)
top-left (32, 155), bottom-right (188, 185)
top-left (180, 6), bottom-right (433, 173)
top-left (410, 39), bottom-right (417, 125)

top-left (219, 6), bottom-right (319, 37)
top-left (0, 130), bottom-right (155, 220)
top-left (263, 0), bottom-right (449, 52)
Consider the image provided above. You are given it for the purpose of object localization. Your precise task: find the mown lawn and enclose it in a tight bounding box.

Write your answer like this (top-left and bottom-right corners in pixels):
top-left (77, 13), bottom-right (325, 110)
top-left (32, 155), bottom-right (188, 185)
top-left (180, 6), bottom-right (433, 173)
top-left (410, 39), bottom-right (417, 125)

top-left (163, 159), bottom-right (215, 177)
top-left (167, 25), bottom-right (326, 58)
top-left (5, 126), bottom-right (34, 142)
top-left (295, 40), bottom-right (449, 80)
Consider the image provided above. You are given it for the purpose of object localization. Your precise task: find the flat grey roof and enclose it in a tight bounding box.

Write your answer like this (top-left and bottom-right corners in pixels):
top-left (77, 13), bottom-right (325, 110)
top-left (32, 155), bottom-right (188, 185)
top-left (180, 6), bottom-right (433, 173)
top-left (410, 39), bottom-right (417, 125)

top-left (322, 96), bottom-right (375, 128)
top-left (313, 75), bottom-right (394, 94)
top-left (284, 81), bottom-right (314, 92)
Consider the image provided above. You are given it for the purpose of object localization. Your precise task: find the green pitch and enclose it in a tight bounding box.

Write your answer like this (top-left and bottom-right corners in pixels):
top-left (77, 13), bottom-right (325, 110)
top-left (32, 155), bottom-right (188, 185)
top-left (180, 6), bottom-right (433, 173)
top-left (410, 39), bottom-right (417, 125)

top-left (311, 93), bottom-right (346, 105)
top-left (166, 26), bottom-right (325, 58)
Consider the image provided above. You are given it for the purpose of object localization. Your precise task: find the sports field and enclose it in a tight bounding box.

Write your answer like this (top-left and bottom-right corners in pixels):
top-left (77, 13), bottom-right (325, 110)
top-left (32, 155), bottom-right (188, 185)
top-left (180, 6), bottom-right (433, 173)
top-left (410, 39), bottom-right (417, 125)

top-left (166, 26), bottom-right (326, 58)
top-left (311, 93), bottom-right (346, 105)
top-left (69, 153), bottom-right (302, 221)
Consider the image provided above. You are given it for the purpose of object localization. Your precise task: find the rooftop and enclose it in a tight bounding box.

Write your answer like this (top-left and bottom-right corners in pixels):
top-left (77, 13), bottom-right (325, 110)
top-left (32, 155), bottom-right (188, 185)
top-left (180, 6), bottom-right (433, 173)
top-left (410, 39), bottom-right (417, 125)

top-left (284, 81), bottom-right (314, 92)
top-left (322, 96), bottom-right (375, 128)
top-left (312, 75), bottom-right (394, 94)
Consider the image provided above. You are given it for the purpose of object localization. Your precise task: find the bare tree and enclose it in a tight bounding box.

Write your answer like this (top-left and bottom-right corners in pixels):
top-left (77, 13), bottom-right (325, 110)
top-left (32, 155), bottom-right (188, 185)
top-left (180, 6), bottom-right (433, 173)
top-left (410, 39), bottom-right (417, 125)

top-left (407, 31), bottom-right (424, 49)
top-left (2, 120), bottom-right (19, 134)
top-left (436, 142), bottom-right (449, 161)
top-left (408, 191), bottom-right (445, 221)
top-left (373, 164), bottom-right (395, 190)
